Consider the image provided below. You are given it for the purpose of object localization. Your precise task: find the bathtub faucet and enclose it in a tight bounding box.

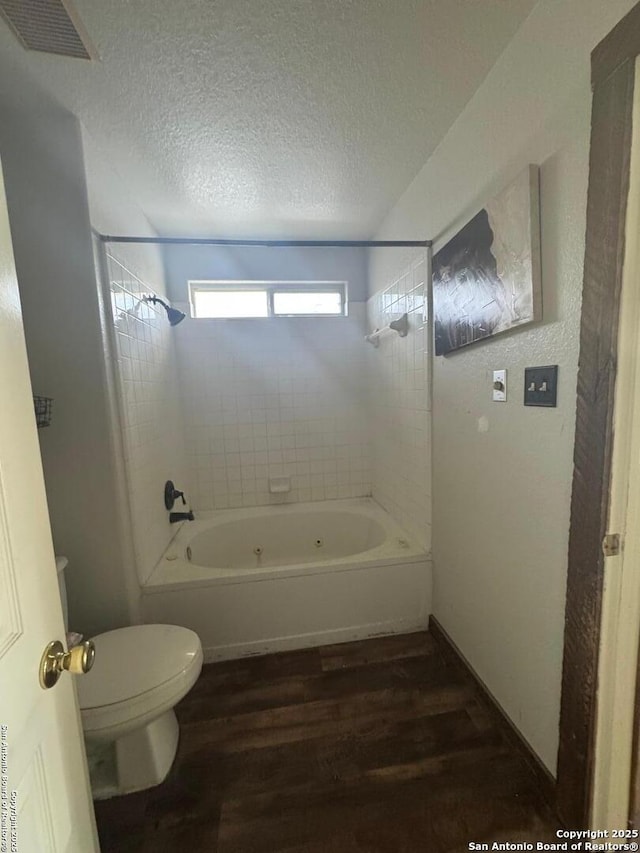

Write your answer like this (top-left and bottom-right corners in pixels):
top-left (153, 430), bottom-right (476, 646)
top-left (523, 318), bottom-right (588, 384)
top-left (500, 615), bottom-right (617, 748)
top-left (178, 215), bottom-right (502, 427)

top-left (169, 510), bottom-right (195, 524)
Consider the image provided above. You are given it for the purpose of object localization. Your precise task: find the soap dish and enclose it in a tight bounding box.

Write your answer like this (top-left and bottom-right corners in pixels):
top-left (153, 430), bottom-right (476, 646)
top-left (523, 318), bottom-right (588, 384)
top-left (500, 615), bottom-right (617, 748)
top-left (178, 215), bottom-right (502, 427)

top-left (269, 476), bottom-right (291, 494)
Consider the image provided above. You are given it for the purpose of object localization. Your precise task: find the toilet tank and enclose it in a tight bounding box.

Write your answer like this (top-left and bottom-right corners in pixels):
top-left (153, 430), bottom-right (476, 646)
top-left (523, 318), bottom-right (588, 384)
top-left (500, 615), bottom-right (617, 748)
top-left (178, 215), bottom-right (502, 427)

top-left (55, 556), bottom-right (69, 630)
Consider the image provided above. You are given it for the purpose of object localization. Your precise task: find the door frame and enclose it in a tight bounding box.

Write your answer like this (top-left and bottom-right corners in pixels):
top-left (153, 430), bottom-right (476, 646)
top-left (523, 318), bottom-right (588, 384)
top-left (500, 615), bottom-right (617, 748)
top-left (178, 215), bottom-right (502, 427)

top-left (557, 1), bottom-right (640, 827)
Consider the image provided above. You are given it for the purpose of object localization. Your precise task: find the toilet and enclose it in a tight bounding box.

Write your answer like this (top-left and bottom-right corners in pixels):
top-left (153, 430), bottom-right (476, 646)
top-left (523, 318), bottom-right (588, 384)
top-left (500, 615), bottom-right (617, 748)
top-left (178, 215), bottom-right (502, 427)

top-left (56, 557), bottom-right (203, 799)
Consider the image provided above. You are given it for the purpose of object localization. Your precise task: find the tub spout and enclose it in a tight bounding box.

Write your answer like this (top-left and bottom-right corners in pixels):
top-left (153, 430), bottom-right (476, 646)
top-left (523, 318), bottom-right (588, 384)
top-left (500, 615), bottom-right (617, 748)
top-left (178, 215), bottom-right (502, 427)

top-left (169, 510), bottom-right (195, 523)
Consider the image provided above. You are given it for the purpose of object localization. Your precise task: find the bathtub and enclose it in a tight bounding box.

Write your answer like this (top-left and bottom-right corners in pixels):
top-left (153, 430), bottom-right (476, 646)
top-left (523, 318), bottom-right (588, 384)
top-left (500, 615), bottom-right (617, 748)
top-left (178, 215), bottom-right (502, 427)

top-left (142, 498), bottom-right (432, 661)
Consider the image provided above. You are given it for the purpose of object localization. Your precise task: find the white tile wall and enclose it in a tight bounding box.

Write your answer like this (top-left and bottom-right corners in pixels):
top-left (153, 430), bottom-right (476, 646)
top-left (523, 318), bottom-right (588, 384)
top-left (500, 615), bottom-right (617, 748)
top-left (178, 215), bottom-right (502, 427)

top-left (174, 304), bottom-right (371, 509)
top-left (106, 251), bottom-right (188, 584)
top-left (367, 251), bottom-right (431, 550)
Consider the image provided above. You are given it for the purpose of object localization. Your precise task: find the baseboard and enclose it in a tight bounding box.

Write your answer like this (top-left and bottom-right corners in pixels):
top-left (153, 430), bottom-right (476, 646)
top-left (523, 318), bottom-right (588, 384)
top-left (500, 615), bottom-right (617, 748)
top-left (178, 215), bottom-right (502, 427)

top-left (202, 618), bottom-right (429, 663)
top-left (428, 615), bottom-right (557, 811)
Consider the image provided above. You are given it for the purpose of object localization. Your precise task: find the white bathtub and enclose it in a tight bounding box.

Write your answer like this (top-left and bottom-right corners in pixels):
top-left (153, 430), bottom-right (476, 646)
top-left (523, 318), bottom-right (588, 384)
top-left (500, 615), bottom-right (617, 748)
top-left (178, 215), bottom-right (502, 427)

top-left (142, 499), bottom-right (432, 661)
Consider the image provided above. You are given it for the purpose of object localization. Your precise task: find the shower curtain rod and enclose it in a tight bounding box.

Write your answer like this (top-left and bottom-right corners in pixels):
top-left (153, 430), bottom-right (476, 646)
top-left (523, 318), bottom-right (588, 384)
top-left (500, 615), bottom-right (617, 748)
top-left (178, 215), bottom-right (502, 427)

top-left (99, 235), bottom-right (432, 249)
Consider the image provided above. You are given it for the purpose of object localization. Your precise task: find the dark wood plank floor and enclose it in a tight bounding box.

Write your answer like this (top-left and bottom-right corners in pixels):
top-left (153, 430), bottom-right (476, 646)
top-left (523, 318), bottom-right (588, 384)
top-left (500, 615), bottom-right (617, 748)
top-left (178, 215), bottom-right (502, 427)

top-left (94, 631), bottom-right (560, 852)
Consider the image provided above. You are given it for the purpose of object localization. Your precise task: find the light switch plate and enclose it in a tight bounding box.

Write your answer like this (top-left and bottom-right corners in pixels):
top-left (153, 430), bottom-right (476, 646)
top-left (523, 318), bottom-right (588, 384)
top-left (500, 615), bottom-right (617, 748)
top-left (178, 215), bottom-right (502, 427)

top-left (493, 369), bottom-right (507, 402)
top-left (524, 365), bottom-right (558, 407)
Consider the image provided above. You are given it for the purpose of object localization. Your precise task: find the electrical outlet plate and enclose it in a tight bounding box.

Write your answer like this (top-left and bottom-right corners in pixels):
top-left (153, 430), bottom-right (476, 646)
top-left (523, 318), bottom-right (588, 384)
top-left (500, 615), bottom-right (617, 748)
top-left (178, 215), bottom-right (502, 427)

top-left (492, 369), bottom-right (507, 402)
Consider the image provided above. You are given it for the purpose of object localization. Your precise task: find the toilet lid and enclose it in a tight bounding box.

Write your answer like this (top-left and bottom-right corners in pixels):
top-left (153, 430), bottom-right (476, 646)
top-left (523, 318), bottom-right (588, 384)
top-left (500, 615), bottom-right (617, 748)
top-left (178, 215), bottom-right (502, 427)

top-left (77, 624), bottom-right (202, 710)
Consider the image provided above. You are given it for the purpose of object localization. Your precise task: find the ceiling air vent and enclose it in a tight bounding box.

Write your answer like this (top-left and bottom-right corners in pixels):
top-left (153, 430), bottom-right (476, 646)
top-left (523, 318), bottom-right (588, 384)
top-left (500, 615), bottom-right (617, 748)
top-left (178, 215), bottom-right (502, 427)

top-left (0, 0), bottom-right (96, 60)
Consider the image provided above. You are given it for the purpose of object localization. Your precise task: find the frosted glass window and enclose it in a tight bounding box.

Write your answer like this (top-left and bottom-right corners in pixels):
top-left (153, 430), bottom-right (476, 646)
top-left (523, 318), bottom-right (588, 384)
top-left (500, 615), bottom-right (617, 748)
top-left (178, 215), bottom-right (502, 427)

top-left (272, 291), bottom-right (343, 315)
top-left (192, 289), bottom-right (268, 318)
top-left (189, 281), bottom-right (347, 319)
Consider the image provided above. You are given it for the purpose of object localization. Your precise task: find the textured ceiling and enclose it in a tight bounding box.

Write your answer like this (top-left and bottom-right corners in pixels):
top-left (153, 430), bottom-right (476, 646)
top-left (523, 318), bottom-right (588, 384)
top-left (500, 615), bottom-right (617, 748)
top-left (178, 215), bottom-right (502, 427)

top-left (0, 0), bottom-right (538, 238)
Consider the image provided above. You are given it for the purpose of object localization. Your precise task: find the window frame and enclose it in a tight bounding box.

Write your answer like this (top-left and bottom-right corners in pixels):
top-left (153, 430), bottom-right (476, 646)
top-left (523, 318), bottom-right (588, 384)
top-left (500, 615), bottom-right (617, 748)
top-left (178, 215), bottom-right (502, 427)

top-left (188, 280), bottom-right (348, 319)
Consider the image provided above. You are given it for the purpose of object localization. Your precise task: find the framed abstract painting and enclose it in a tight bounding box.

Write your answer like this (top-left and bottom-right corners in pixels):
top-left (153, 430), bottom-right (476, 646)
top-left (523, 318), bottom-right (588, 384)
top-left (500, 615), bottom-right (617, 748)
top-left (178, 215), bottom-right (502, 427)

top-left (432, 165), bottom-right (542, 356)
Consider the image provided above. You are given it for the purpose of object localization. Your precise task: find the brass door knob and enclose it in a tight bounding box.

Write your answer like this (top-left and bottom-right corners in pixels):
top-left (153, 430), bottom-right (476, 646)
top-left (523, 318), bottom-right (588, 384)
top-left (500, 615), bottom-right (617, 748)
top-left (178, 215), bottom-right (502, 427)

top-left (39, 639), bottom-right (96, 689)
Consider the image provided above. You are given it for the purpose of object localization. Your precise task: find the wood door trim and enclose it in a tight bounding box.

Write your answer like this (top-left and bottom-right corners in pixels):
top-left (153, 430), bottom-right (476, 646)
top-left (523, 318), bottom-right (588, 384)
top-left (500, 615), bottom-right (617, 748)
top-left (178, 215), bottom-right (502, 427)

top-left (556, 40), bottom-right (636, 827)
top-left (592, 4), bottom-right (640, 90)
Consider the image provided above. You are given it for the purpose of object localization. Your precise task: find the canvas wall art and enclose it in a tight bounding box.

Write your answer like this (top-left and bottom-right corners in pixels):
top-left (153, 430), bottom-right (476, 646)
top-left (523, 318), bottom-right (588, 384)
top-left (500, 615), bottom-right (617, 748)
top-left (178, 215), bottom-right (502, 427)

top-left (432, 165), bottom-right (541, 356)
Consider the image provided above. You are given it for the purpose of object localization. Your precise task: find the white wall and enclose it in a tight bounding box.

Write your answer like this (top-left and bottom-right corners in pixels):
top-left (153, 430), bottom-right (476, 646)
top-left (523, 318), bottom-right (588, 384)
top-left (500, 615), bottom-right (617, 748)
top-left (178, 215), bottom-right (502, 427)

top-left (366, 248), bottom-right (431, 550)
top-left (0, 63), bottom-right (138, 635)
top-left (371, 0), bottom-right (639, 774)
top-left (81, 126), bottom-right (167, 288)
top-left (163, 245), bottom-right (368, 303)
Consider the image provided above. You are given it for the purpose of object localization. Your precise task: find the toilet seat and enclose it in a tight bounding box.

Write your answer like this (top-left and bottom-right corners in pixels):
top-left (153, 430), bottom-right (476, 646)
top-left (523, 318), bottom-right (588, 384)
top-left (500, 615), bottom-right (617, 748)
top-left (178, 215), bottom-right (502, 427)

top-left (78, 624), bottom-right (203, 739)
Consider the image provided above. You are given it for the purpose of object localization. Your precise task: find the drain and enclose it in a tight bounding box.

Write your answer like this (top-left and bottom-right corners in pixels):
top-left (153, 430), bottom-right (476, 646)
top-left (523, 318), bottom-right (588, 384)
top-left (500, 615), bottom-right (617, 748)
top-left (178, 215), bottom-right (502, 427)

top-left (253, 546), bottom-right (263, 556)
top-left (186, 546), bottom-right (192, 561)
top-left (314, 539), bottom-right (323, 548)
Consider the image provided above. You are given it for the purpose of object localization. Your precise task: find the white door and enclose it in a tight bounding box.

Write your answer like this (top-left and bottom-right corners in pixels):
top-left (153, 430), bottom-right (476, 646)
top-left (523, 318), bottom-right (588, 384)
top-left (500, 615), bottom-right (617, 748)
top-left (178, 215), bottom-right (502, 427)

top-left (592, 57), bottom-right (640, 830)
top-left (0, 160), bottom-right (98, 850)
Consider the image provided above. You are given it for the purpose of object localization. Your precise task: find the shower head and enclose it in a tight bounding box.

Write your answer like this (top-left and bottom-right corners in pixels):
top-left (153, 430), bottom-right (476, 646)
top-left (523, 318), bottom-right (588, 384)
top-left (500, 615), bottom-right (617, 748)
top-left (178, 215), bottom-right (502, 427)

top-left (143, 295), bottom-right (186, 326)
top-left (166, 305), bottom-right (186, 326)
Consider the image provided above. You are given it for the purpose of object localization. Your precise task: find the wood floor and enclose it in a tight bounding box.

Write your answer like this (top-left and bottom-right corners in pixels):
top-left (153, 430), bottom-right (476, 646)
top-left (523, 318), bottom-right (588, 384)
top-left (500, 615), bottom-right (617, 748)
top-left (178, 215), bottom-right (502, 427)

top-left (94, 631), bottom-right (560, 852)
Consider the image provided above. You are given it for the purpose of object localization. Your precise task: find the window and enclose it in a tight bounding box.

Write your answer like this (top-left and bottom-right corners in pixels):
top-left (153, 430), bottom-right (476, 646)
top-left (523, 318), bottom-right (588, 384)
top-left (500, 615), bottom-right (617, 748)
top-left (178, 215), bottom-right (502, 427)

top-left (189, 281), bottom-right (347, 319)
top-left (191, 287), bottom-right (269, 319)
